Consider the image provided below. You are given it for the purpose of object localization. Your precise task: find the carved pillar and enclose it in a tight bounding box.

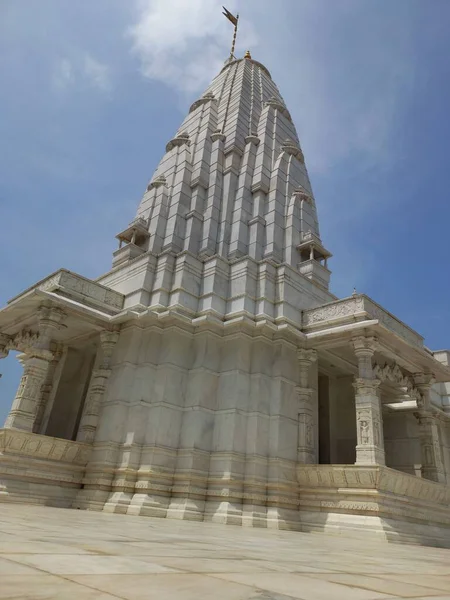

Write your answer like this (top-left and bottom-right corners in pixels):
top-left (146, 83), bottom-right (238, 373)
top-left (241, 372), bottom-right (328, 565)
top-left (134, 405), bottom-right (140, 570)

top-left (4, 354), bottom-right (51, 430)
top-left (33, 347), bottom-right (63, 434)
top-left (4, 307), bottom-right (66, 432)
top-left (77, 331), bottom-right (119, 443)
top-left (297, 348), bottom-right (318, 464)
top-left (352, 336), bottom-right (385, 465)
top-left (413, 373), bottom-right (446, 484)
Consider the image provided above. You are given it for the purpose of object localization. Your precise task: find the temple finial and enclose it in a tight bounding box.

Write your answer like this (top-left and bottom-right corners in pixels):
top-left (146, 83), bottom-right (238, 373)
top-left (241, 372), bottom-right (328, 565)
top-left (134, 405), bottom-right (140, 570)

top-left (244, 50), bottom-right (252, 59)
top-left (223, 6), bottom-right (239, 59)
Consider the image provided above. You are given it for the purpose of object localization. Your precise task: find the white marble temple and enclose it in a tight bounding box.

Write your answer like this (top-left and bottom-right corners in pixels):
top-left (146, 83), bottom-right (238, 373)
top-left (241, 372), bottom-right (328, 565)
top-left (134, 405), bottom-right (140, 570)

top-left (1, 51), bottom-right (450, 546)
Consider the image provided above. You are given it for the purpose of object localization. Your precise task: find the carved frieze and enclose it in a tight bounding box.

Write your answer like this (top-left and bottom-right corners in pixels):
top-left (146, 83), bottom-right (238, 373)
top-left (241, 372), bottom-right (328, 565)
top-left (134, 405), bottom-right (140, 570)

top-left (303, 296), bottom-right (423, 348)
top-left (373, 363), bottom-right (422, 402)
top-left (38, 270), bottom-right (124, 311)
top-left (0, 429), bottom-right (91, 466)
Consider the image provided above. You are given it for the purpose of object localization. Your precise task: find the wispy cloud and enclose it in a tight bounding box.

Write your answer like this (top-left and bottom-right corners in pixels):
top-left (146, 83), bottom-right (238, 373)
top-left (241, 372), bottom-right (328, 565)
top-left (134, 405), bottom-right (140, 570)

top-left (128, 0), bottom-right (258, 94)
top-left (127, 0), bottom-right (416, 175)
top-left (52, 54), bottom-right (112, 93)
top-left (52, 58), bottom-right (75, 90)
top-left (84, 54), bottom-right (112, 92)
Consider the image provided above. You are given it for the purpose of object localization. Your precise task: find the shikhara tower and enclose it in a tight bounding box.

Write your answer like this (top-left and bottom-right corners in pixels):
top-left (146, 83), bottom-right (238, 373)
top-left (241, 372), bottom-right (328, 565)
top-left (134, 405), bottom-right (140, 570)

top-left (1, 50), bottom-right (450, 545)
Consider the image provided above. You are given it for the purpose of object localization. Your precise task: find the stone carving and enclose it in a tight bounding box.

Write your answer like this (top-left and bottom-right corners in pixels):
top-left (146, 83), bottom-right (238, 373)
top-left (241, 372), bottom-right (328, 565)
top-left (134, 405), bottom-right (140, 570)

top-left (298, 413), bottom-right (314, 449)
top-left (0, 429), bottom-right (91, 466)
top-left (281, 139), bottom-right (304, 163)
top-left (360, 419), bottom-right (370, 445)
top-left (297, 464), bottom-right (450, 506)
top-left (147, 175), bottom-right (167, 191)
top-left (7, 330), bottom-right (40, 354)
top-left (303, 296), bottom-right (423, 348)
top-left (265, 97), bottom-right (293, 122)
top-left (373, 362), bottom-right (422, 402)
top-left (211, 129), bottom-right (226, 142)
top-left (304, 297), bottom-right (365, 326)
top-left (38, 270), bottom-right (124, 310)
top-left (189, 92), bottom-right (216, 114)
top-left (165, 132), bottom-right (191, 152)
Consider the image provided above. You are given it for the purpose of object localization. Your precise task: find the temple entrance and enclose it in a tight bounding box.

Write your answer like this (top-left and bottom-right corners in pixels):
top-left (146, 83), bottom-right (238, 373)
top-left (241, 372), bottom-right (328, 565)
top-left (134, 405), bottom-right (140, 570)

top-left (318, 374), bottom-right (357, 465)
top-left (41, 344), bottom-right (96, 441)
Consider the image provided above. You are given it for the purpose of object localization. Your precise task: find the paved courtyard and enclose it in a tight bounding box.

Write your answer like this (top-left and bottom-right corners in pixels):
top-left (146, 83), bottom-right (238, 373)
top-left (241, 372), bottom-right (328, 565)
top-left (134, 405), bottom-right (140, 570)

top-left (0, 505), bottom-right (450, 599)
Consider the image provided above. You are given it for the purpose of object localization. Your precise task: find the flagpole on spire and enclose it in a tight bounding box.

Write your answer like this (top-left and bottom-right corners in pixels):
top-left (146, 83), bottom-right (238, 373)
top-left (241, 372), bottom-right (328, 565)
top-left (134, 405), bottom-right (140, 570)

top-left (223, 6), bottom-right (239, 59)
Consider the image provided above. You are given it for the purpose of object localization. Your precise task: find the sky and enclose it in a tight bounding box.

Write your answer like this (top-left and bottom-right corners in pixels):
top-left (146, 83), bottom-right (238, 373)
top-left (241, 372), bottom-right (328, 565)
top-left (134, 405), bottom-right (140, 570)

top-left (1, 0), bottom-right (450, 423)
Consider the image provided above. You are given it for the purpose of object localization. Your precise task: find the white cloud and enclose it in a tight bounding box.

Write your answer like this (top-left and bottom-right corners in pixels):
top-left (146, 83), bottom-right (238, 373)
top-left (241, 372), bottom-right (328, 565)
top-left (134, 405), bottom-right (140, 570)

top-left (84, 54), bottom-right (112, 92)
top-left (52, 58), bottom-right (74, 89)
top-left (127, 0), bottom-right (416, 174)
top-left (52, 54), bottom-right (112, 93)
top-left (128, 0), bottom-right (258, 94)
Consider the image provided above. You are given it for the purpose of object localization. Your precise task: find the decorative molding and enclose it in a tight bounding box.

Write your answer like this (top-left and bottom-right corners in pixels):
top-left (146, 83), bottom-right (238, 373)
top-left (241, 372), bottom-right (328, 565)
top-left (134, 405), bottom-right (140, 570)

top-left (297, 464), bottom-right (450, 505)
top-left (244, 134), bottom-right (260, 146)
top-left (373, 363), bottom-right (422, 402)
top-left (280, 139), bottom-right (305, 163)
top-left (189, 92), bottom-right (216, 114)
top-left (265, 97), bottom-right (293, 122)
top-left (165, 132), bottom-right (191, 152)
top-left (147, 175), bottom-right (167, 191)
top-left (303, 295), bottom-right (424, 348)
top-left (38, 270), bottom-right (124, 312)
top-left (0, 429), bottom-right (91, 465)
top-left (211, 130), bottom-right (226, 143)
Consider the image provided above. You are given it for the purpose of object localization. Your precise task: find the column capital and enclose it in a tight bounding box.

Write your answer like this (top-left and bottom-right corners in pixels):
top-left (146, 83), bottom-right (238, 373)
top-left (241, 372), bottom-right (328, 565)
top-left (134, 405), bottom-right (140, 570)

top-left (351, 335), bottom-right (378, 356)
top-left (413, 372), bottom-right (435, 411)
top-left (353, 378), bottom-right (381, 395)
top-left (412, 372), bottom-right (435, 391)
top-left (297, 348), bottom-right (317, 364)
top-left (352, 336), bottom-right (377, 379)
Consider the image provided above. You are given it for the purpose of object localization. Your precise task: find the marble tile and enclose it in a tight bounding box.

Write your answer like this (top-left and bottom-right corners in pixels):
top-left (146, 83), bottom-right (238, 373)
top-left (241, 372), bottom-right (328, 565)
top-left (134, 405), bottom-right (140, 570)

top-left (304, 573), bottom-right (444, 597)
top-left (0, 575), bottom-right (121, 600)
top-left (0, 541), bottom-right (96, 555)
top-left (208, 573), bottom-right (396, 600)
top-left (1, 505), bottom-right (450, 600)
top-left (369, 573), bottom-right (450, 594)
top-left (2, 553), bottom-right (182, 575)
top-left (0, 556), bottom-right (42, 575)
top-left (67, 574), bottom-right (260, 600)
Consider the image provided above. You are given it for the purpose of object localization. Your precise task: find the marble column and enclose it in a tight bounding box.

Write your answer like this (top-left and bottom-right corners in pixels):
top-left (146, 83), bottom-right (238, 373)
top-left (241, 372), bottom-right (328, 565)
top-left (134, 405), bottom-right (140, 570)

top-left (4, 354), bottom-right (52, 431)
top-left (297, 348), bottom-right (317, 464)
top-left (413, 373), bottom-right (446, 484)
top-left (33, 348), bottom-right (63, 434)
top-left (352, 336), bottom-right (385, 465)
top-left (4, 307), bottom-right (66, 432)
top-left (77, 331), bottom-right (119, 443)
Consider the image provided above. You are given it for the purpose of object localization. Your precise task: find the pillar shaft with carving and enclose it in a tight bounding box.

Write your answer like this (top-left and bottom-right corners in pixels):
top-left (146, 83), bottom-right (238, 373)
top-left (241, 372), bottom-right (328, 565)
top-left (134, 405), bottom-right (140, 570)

top-left (352, 336), bottom-right (385, 465)
top-left (77, 331), bottom-right (119, 443)
top-left (413, 373), bottom-right (446, 484)
top-left (4, 354), bottom-right (52, 430)
top-left (33, 348), bottom-right (63, 434)
top-left (4, 307), bottom-right (66, 432)
top-left (297, 348), bottom-right (317, 464)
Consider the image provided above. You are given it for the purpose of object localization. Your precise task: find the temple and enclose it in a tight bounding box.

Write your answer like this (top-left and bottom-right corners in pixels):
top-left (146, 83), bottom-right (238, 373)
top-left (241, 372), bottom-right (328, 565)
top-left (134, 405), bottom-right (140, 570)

top-left (1, 49), bottom-right (450, 547)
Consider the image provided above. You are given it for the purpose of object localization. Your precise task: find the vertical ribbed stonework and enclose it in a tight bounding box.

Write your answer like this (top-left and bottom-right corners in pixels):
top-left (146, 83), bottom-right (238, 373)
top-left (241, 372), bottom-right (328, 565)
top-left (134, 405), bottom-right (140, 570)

top-left (101, 54), bottom-right (333, 316)
top-left (80, 53), bottom-right (336, 529)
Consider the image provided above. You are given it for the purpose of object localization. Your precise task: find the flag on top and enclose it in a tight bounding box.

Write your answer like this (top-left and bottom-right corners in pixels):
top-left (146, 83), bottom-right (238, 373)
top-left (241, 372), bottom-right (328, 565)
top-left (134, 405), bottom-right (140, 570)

top-left (223, 6), bottom-right (238, 27)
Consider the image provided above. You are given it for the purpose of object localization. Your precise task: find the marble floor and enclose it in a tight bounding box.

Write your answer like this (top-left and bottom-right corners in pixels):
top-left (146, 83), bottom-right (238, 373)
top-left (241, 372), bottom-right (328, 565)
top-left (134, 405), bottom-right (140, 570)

top-left (0, 505), bottom-right (450, 599)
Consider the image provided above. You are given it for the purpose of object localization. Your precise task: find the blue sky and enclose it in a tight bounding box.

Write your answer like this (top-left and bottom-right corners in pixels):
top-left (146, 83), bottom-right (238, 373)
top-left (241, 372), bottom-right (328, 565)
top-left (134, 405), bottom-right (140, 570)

top-left (1, 0), bottom-right (450, 423)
